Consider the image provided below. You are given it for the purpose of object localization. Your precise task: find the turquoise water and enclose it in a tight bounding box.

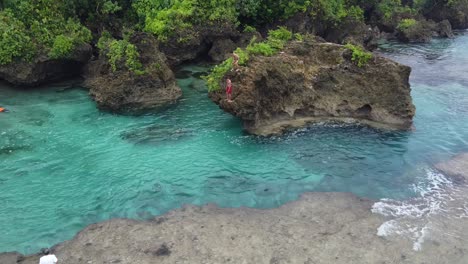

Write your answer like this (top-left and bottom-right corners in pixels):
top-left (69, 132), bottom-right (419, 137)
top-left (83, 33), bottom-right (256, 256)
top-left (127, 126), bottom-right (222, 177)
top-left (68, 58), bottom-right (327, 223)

top-left (1, 33), bottom-right (468, 254)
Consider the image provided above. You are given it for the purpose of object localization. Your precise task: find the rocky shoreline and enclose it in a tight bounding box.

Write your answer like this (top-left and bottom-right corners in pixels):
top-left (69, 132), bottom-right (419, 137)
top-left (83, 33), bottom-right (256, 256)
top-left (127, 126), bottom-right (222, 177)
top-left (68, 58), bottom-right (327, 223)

top-left (2, 153), bottom-right (467, 264)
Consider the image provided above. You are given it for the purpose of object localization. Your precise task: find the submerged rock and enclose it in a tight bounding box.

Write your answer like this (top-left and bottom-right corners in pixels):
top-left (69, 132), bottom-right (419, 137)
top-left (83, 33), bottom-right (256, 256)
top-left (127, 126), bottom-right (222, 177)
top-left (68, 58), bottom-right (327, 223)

top-left (121, 124), bottom-right (192, 145)
top-left (209, 39), bottom-right (415, 136)
top-left (0, 44), bottom-right (92, 86)
top-left (84, 34), bottom-right (181, 113)
top-left (435, 153), bottom-right (468, 184)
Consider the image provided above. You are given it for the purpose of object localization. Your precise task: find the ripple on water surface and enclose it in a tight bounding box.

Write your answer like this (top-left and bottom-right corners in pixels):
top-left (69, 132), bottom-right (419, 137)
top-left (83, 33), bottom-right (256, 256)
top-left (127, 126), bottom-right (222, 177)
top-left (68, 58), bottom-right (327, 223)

top-left (1, 34), bottom-right (468, 253)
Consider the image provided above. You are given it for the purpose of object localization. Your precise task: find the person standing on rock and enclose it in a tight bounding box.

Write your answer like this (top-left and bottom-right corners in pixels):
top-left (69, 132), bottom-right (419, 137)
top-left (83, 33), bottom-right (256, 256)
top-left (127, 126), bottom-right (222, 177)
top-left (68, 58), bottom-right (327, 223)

top-left (232, 52), bottom-right (240, 71)
top-left (39, 248), bottom-right (58, 264)
top-left (226, 78), bottom-right (233, 102)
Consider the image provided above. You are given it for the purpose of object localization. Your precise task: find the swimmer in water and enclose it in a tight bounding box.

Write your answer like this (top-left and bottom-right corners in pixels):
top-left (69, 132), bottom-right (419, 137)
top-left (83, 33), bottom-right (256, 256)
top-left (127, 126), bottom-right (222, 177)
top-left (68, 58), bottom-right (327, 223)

top-left (0, 107), bottom-right (8, 113)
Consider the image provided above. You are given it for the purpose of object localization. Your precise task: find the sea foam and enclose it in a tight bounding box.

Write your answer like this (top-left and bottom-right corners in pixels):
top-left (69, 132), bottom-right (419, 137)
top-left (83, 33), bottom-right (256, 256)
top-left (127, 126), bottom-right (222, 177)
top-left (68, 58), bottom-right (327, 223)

top-left (372, 169), bottom-right (467, 251)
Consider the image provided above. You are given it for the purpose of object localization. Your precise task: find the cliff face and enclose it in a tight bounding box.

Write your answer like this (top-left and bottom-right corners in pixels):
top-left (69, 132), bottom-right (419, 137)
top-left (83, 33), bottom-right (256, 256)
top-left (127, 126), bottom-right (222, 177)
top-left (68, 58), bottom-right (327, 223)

top-left (84, 34), bottom-right (181, 113)
top-left (0, 44), bottom-right (92, 86)
top-left (209, 39), bottom-right (415, 136)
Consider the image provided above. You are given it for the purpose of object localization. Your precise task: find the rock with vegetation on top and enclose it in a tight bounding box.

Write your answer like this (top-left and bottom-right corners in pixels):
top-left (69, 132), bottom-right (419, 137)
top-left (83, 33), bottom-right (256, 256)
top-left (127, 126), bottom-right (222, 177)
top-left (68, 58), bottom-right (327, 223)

top-left (0, 44), bottom-right (92, 86)
top-left (84, 33), bottom-right (181, 113)
top-left (209, 37), bottom-right (415, 136)
top-left (396, 18), bottom-right (454, 43)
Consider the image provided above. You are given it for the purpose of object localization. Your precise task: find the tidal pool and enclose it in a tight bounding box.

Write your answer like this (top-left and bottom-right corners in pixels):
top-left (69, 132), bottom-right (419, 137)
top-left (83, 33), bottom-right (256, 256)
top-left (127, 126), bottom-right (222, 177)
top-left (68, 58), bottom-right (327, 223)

top-left (1, 33), bottom-right (468, 254)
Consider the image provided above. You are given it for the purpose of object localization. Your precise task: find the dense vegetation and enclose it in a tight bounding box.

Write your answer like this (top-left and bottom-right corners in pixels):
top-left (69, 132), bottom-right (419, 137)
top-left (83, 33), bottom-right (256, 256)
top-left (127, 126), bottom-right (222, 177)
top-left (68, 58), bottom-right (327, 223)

top-left (0, 0), bottom-right (466, 65)
top-left (0, 0), bottom-right (91, 65)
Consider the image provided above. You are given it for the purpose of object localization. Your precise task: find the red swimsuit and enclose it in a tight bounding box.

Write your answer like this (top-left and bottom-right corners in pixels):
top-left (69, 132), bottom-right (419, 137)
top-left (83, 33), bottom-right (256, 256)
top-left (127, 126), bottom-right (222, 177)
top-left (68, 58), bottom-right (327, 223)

top-left (226, 84), bottom-right (232, 95)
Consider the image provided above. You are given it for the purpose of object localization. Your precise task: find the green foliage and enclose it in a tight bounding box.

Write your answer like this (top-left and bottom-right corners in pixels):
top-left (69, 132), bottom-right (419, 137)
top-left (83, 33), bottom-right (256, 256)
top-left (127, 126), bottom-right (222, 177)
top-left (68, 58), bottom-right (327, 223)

top-left (243, 25), bottom-right (257, 33)
top-left (49, 35), bottom-right (74, 59)
top-left (234, 47), bottom-right (249, 66)
top-left (268, 26), bottom-right (293, 41)
top-left (397, 18), bottom-right (417, 30)
top-left (294, 33), bottom-right (304, 41)
top-left (247, 27), bottom-right (292, 56)
top-left (247, 41), bottom-right (276, 56)
top-left (97, 32), bottom-right (145, 74)
top-left (0, 9), bottom-right (35, 65)
top-left (0, 0), bottom-right (91, 64)
top-left (102, 0), bottom-right (122, 15)
top-left (205, 27), bottom-right (293, 92)
top-left (345, 43), bottom-right (372, 67)
top-left (133, 0), bottom-right (238, 41)
top-left (347, 5), bottom-right (364, 21)
top-left (377, 0), bottom-right (414, 21)
top-left (309, 0), bottom-right (347, 23)
top-left (203, 58), bottom-right (233, 92)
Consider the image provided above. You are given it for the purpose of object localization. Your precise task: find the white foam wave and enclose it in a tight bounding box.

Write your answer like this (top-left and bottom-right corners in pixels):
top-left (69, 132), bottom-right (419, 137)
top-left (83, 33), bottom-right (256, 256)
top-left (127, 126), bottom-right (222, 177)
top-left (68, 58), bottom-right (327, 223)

top-left (372, 169), bottom-right (461, 251)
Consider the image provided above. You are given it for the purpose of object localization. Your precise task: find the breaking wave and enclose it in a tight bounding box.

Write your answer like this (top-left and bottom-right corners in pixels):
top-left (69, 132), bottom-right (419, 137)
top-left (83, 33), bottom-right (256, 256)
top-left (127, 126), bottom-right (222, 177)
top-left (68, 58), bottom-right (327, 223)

top-left (372, 169), bottom-right (468, 251)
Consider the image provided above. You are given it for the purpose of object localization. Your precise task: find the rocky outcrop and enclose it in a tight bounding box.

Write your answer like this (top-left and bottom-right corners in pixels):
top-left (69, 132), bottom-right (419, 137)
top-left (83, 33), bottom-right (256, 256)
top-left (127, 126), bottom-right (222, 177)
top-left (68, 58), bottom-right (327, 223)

top-left (0, 44), bottom-right (92, 86)
top-left (159, 24), bottom-right (242, 66)
top-left (424, 1), bottom-right (468, 30)
top-left (324, 18), bottom-right (380, 50)
top-left (84, 34), bottom-right (181, 113)
top-left (396, 19), bottom-right (454, 43)
top-left (209, 38), bottom-right (415, 136)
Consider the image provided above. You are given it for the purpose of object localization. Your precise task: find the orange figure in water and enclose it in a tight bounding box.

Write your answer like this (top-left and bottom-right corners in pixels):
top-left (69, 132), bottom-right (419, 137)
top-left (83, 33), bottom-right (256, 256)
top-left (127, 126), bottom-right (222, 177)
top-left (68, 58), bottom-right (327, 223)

top-left (0, 107), bottom-right (9, 113)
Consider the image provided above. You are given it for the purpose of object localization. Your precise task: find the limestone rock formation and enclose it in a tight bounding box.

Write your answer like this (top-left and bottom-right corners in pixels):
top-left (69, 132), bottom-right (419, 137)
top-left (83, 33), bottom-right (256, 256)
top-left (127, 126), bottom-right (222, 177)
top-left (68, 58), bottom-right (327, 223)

top-left (84, 34), bottom-right (181, 113)
top-left (160, 24), bottom-right (241, 66)
top-left (209, 39), bottom-right (415, 136)
top-left (396, 19), bottom-right (454, 43)
top-left (0, 44), bottom-right (92, 86)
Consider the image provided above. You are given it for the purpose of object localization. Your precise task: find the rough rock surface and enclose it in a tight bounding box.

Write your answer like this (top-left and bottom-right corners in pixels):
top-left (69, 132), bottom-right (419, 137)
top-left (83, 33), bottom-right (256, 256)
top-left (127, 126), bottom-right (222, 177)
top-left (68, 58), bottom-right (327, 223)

top-left (208, 38), bottom-right (237, 62)
top-left (160, 24), bottom-right (241, 66)
top-left (425, 2), bottom-right (468, 30)
top-left (396, 19), bottom-right (454, 43)
top-left (209, 39), bottom-right (415, 136)
top-left (324, 18), bottom-right (380, 50)
top-left (84, 34), bottom-right (181, 113)
top-left (3, 190), bottom-right (467, 264)
top-left (0, 44), bottom-right (92, 86)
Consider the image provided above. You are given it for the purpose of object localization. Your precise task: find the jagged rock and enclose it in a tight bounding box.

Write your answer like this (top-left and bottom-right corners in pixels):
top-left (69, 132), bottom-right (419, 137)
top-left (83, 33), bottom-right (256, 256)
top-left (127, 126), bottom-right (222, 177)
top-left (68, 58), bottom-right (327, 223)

top-left (424, 2), bottom-right (468, 30)
top-left (436, 19), bottom-right (455, 38)
top-left (208, 38), bottom-right (237, 62)
top-left (84, 34), bottom-right (181, 113)
top-left (396, 19), bottom-right (436, 43)
top-left (396, 19), bottom-right (454, 43)
top-left (324, 17), bottom-right (380, 50)
top-left (159, 24), bottom-right (241, 67)
top-left (0, 44), bottom-right (92, 86)
top-left (209, 38), bottom-right (415, 136)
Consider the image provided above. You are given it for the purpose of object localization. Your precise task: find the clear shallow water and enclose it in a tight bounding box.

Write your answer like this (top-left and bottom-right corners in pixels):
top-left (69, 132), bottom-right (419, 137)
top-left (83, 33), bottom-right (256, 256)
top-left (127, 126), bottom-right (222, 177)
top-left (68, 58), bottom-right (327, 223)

top-left (1, 33), bottom-right (468, 254)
